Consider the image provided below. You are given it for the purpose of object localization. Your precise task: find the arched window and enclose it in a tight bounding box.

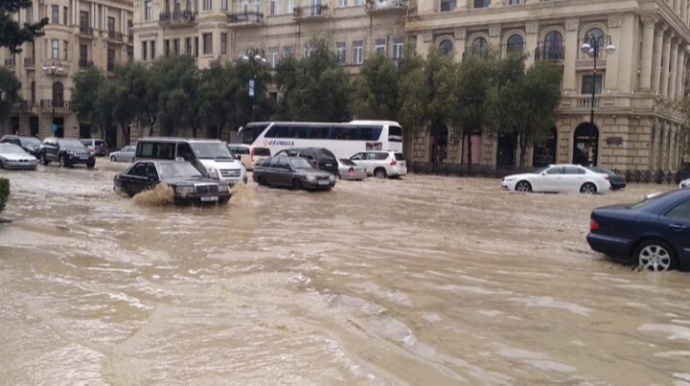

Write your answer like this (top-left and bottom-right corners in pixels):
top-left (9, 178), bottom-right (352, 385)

top-left (543, 31), bottom-right (563, 60)
top-left (585, 28), bottom-right (605, 57)
top-left (473, 37), bottom-right (488, 51)
top-left (53, 82), bottom-right (64, 107)
top-left (439, 39), bottom-right (454, 55)
top-left (507, 34), bottom-right (524, 53)
top-left (30, 81), bottom-right (36, 105)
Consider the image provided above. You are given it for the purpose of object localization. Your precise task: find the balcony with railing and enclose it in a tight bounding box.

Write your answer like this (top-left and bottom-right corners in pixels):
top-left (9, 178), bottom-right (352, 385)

top-left (24, 58), bottom-right (35, 67)
top-left (159, 10), bottom-right (197, 27)
top-left (107, 30), bottom-right (124, 43)
top-left (365, 0), bottom-right (408, 13)
top-left (228, 11), bottom-right (264, 27)
top-left (79, 60), bottom-right (94, 69)
top-left (560, 95), bottom-right (615, 111)
top-left (78, 24), bottom-right (94, 37)
top-left (40, 100), bottom-right (69, 110)
top-left (293, 4), bottom-right (329, 19)
top-left (4, 59), bottom-right (16, 67)
top-left (535, 44), bottom-right (565, 61)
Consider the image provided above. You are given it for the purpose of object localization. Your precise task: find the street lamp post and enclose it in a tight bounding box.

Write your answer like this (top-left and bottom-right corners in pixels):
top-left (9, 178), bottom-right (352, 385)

top-left (580, 35), bottom-right (616, 125)
top-left (42, 60), bottom-right (65, 136)
top-left (241, 48), bottom-right (267, 123)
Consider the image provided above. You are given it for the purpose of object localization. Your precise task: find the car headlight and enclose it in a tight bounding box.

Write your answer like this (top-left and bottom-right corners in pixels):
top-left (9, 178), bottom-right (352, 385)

top-left (176, 186), bottom-right (195, 196)
top-left (207, 167), bottom-right (220, 179)
top-left (66, 150), bottom-right (75, 155)
top-left (329, 174), bottom-right (335, 181)
top-left (306, 175), bottom-right (316, 181)
top-left (504, 178), bottom-right (514, 182)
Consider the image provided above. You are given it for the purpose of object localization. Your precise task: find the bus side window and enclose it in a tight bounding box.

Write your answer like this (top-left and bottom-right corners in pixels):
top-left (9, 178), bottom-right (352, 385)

top-left (267, 124), bottom-right (289, 138)
top-left (332, 126), bottom-right (347, 140)
top-left (290, 125), bottom-right (309, 139)
top-left (311, 126), bottom-right (328, 139)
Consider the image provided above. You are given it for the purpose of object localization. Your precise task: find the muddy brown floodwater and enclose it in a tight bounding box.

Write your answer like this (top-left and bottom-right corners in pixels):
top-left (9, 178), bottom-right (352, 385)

top-left (1, 161), bottom-right (690, 385)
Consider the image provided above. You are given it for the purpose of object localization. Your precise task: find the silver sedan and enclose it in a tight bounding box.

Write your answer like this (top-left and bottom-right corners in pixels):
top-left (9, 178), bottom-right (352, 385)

top-left (0, 143), bottom-right (38, 170)
top-left (338, 159), bottom-right (367, 181)
top-left (109, 145), bottom-right (136, 163)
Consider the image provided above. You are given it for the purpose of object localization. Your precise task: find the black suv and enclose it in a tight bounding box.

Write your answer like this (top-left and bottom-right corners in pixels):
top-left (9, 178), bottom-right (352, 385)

top-left (39, 138), bottom-right (95, 168)
top-left (0, 135), bottom-right (42, 157)
top-left (274, 147), bottom-right (339, 176)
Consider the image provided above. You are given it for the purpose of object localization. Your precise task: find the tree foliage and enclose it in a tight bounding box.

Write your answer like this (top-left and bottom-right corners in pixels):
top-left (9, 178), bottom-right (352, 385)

top-left (1, 0), bottom-right (48, 54)
top-left (352, 52), bottom-right (400, 120)
top-left (0, 67), bottom-right (22, 129)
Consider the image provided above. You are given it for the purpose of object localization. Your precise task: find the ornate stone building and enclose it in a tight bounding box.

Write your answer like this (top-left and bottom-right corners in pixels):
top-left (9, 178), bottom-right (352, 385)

top-left (0, 0), bottom-right (134, 144)
top-left (407, 0), bottom-right (690, 171)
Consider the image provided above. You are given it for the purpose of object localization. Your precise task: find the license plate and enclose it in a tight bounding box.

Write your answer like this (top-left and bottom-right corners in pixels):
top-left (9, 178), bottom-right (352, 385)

top-left (80, 156), bottom-right (88, 160)
top-left (324, 163), bottom-right (333, 167)
top-left (201, 196), bottom-right (219, 202)
top-left (400, 162), bottom-right (406, 168)
top-left (318, 181), bottom-right (329, 185)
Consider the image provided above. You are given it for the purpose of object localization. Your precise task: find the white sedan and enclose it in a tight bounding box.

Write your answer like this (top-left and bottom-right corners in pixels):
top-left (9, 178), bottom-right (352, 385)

top-left (680, 179), bottom-right (690, 188)
top-left (502, 164), bottom-right (611, 194)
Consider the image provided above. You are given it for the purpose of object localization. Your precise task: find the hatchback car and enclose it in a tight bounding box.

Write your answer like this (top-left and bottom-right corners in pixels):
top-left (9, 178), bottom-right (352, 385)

top-left (80, 139), bottom-right (108, 156)
top-left (0, 135), bottom-right (42, 157)
top-left (337, 159), bottom-right (367, 181)
top-left (349, 151), bottom-right (407, 179)
top-left (587, 189), bottom-right (690, 272)
top-left (502, 164), bottom-right (611, 194)
top-left (253, 156), bottom-right (336, 191)
top-left (0, 143), bottom-right (38, 170)
top-left (39, 138), bottom-right (95, 168)
top-left (110, 145), bottom-right (136, 163)
top-left (114, 160), bottom-right (231, 205)
top-left (274, 148), bottom-right (339, 176)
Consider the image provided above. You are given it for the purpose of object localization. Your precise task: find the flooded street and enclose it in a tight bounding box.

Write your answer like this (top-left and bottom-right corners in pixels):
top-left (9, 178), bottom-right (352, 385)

top-left (1, 161), bottom-right (689, 385)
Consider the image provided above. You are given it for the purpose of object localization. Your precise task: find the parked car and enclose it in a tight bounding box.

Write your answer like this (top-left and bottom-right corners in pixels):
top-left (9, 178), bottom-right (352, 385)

top-left (0, 143), bottom-right (38, 170)
top-left (227, 144), bottom-right (271, 171)
top-left (0, 135), bottom-right (42, 157)
top-left (114, 160), bottom-right (231, 205)
top-left (110, 145), bottom-right (136, 163)
top-left (39, 138), bottom-right (95, 168)
top-left (587, 189), bottom-right (690, 272)
top-left (502, 164), bottom-right (611, 194)
top-left (253, 156), bottom-right (336, 191)
top-left (80, 139), bottom-right (108, 157)
top-left (135, 138), bottom-right (247, 186)
top-left (337, 158), bottom-right (367, 181)
top-left (274, 148), bottom-right (339, 176)
top-left (585, 166), bottom-right (627, 190)
top-left (680, 179), bottom-right (689, 189)
top-left (349, 151), bottom-right (407, 179)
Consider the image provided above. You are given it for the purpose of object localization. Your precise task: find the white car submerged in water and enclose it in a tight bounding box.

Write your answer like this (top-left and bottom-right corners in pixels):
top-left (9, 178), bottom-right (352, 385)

top-left (681, 179), bottom-right (690, 189)
top-left (502, 164), bottom-right (611, 194)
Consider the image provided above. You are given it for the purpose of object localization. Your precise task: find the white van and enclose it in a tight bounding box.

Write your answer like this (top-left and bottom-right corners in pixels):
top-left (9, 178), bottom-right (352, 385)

top-left (136, 138), bottom-right (247, 186)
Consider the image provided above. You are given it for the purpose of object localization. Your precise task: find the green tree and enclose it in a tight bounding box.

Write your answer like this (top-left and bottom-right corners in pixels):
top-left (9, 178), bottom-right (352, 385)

top-left (0, 67), bottom-right (22, 133)
top-left (70, 66), bottom-right (106, 137)
top-left (398, 46), bottom-right (428, 156)
top-left (152, 56), bottom-right (197, 136)
top-left (351, 52), bottom-right (400, 120)
top-left (232, 58), bottom-right (272, 127)
top-left (273, 57), bottom-right (299, 120)
top-left (0, 0), bottom-right (48, 54)
top-left (136, 62), bottom-right (162, 138)
top-left (199, 60), bottom-right (239, 140)
top-left (94, 82), bottom-right (116, 142)
top-left (277, 39), bottom-right (351, 122)
top-left (112, 63), bottom-right (150, 145)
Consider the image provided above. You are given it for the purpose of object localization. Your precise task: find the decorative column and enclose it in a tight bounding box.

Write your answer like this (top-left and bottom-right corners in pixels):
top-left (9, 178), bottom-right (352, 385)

top-left (661, 31), bottom-right (673, 98)
top-left (669, 38), bottom-right (679, 100)
top-left (525, 21), bottom-right (539, 68)
top-left (563, 18), bottom-right (579, 92)
top-left (683, 0), bottom-right (688, 21)
top-left (454, 27), bottom-right (466, 63)
top-left (640, 16), bottom-right (658, 91)
top-left (652, 24), bottom-right (666, 93)
top-left (676, 48), bottom-right (686, 101)
top-left (488, 24), bottom-right (501, 48)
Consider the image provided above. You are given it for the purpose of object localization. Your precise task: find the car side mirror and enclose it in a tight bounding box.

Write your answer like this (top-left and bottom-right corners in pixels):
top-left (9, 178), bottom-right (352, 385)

top-left (236, 155), bottom-right (242, 161)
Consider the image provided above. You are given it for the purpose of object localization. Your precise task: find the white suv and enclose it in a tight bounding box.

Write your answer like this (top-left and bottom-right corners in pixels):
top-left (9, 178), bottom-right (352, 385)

top-left (350, 151), bottom-right (407, 179)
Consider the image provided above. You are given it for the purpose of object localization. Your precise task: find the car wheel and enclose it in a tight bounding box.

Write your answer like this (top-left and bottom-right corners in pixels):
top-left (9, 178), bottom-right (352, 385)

top-left (59, 156), bottom-right (69, 168)
top-left (87, 161), bottom-right (95, 169)
top-left (580, 183), bottom-right (597, 194)
top-left (110, 155), bottom-right (116, 162)
top-left (635, 240), bottom-right (676, 272)
top-left (257, 176), bottom-right (268, 186)
top-left (291, 179), bottom-right (302, 191)
top-left (374, 168), bottom-right (387, 179)
top-left (515, 181), bottom-right (532, 192)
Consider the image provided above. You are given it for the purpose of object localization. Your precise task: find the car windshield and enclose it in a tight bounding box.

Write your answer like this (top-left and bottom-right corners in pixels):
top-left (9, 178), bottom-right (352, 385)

top-left (0, 144), bottom-right (27, 154)
top-left (20, 137), bottom-right (41, 147)
top-left (253, 147), bottom-right (271, 156)
top-left (339, 159), bottom-right (355, 166)
top-left (157, 162), bottom-right (203, 178)
top-left (59, 139), bottom-right (86, 150)
top-left (289, 158), bottom-right (313, 169)
top-left (190, 142), bottom-right (234, 160)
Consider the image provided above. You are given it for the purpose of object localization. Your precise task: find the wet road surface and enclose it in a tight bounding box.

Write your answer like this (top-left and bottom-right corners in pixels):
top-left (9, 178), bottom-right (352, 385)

top-left (1, 161), bottom-right (689, 385)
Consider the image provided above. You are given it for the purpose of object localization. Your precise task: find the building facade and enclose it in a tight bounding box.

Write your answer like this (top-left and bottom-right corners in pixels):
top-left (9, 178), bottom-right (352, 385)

top-left (0, 0), bottom-right (133, 144)
top-left (410, 0), bottom-right (690, 171)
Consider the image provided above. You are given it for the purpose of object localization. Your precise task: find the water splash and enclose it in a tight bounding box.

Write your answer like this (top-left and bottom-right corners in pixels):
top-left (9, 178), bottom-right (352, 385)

top-left (133, 183), bottom-right (174, 206)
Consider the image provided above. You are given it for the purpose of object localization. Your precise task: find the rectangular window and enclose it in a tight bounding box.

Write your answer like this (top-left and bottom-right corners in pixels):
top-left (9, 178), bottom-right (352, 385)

top-left (222, 0), bottom-right (229, 9)
top-left (108, 16), bottom-right (115, 31)
top-left (221, 33), bottom-right (228, 55)
top-left (392, 37), bottom-right (403, 60)
top-left (194, 37), bottom-right (199, 57)
top-left (253, 0), bottom-right (260, 12)
top-left (339, 0), bottom-right (347, 6)
top-left (51, 5), bottom-right (59, 24)
top-left (79, 44), bottom-right (88, 64)
top-left (145, 1), bottom-right (152, 20)
top-left (63, 7), bottom-right (68, 25)
top-left (336, 42), bottom-right (346, 64)
top-left (63, 40), bottom-right (68, 60)
top-left (203, 0), bottom-right (212, 10)
top-left (79, 11), bottom-right (89, 28)
top-left (581, 75), bottom-right (603, 95)
top-left (51, 39), bottom-right (59, 59)
top-left (186, 37), bottom-right (192, 55)
top-left (354, 0), bottom-right (363, 5)
top-left (440, 0), bottom-right (456, 11)
top-left (151, 41), bottom-right (156, 59)
top-left (283, 46), bottom-right (293, 58)
top-left (375, 38), bottom-right (386, 54)
top-left (203, 33), bottom-right (213, 55)
top-left (107, 48), bottom-right (115, 72)
top-left (173, 39), bottom-right (180, 55)
top-left (285, 0), bottom-right (293, 14)
top-left (142, 41), bottom-right (148, 60)
top-left (271, 0), bottom-right (278, 15)
top-left (474, 0), bottom-right (489, 8)
top-left (164, 39), bottom-right (170, 57)
top-left (128, 46), bottom-right (134, 62)
top-left (353, 40), bottom-right (363, 64)
top-left (269, 47), bottom-right (278, 68)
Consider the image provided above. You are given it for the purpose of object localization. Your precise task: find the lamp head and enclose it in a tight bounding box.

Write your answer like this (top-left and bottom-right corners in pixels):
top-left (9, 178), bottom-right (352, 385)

top-left (580, 43), bottom-right (591, 54)
top-left (605, 44), bottom-right (616, 55)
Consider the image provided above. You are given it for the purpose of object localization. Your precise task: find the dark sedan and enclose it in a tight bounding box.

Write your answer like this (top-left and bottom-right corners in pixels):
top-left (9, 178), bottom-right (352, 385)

top-left (274, 147), bottom-right (339, 176)
top-left (253, 156), bottom-right (336, 191)
top-left (114, 160), bottom-right (231, 205)
top-left (587, 189), bottom-right (690, 272)
top-left (586, 166), bottom-right (627, 190)
top-left (1, 135), bottom-right (42, 157)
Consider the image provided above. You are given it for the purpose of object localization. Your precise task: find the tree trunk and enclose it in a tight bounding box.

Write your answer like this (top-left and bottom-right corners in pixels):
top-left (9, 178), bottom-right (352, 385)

top-left (518, 134), bottom-right (528, 170)
top-left (467, 133), bottom-right (473, 172)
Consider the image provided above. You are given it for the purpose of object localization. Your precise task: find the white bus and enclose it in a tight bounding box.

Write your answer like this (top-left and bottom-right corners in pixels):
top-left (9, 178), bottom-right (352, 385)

top-left (237, 120), bottom-right (403, 159)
